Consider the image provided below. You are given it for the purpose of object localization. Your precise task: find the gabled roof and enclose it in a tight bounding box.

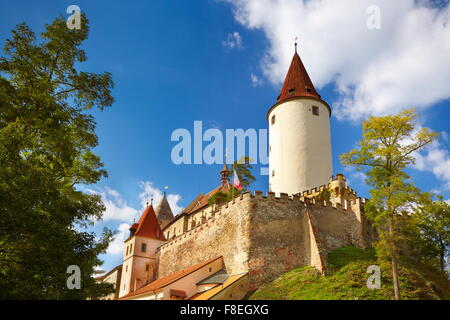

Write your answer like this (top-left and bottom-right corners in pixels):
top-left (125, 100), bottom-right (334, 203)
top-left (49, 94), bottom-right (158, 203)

top-left (189, 273), bottom-right (248, 300)
top-left (119, 256), bottom-right (222, 300)
top-left (196, 270), bottom-right (228, 285)
top-left (277, 52), bottom-right (321, 103)
top-left (94, 264), bottom-right (123, 281)
top-left (163, 182), bottom-right (231, 231)
top-left (182, 183), bottom-right (231, 215)
top-left (133, 205), bottom-right (166, 240)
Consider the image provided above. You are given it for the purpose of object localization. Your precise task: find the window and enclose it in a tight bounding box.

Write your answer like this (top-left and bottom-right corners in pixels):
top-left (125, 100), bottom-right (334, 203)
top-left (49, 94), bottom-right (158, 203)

top-left (141, 243), bottom-right (147, 253)
top-left (272, 170), bottom-right (275, 177)
top-left (146, 264), bottom-right (150, 272)
top-left (288, 88), bottom-right (295, 94)
top-left (271, 115), bottom-right (276, 125)
top-left (126, 246), bottom-right (129, 256)
top-left (125, 265), bottom-right (128, 272)
top-left (130, 244), bottom-right (133, 254)
top-left (209, 267), bottom-right (212, 272)
top-left (312, 106), bottom-right (320, 116)
top-left (305, 87), bottom-right (312, 93)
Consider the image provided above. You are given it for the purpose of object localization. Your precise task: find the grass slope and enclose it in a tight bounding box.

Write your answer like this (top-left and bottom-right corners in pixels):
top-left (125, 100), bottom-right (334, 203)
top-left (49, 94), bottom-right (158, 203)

top-left (250, 247), bottom-right (450, 300)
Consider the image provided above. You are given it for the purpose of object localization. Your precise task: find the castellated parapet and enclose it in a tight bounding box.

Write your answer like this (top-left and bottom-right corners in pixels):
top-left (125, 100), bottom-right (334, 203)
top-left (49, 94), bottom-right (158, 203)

top-left (156, 185), bottom-right (373, 291)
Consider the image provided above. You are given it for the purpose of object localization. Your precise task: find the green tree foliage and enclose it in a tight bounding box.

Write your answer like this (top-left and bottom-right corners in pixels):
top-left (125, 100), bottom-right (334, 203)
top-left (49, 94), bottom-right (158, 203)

top-left (413, 196), bottom-right (450, 275)
top-left (230, 156), bottom-right (256, 191)
top-left (208, 157), bottom-right (256, 206)
top-left (340, 109), bottom-right (438, 300)
top-left (0, 15), bottom-right (115, 299)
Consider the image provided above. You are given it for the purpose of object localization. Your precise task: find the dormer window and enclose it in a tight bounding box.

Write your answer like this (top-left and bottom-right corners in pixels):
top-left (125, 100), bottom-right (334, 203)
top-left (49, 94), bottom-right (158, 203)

top-left (288, 88), bottom-right (295, 94)
top-left (305, 87), bottom-right (312, 93)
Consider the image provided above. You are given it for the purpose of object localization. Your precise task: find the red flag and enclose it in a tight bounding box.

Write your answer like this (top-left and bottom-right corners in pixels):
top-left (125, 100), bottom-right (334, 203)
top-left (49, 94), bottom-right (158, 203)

top-left (233, 171), bottom-right (242, 190)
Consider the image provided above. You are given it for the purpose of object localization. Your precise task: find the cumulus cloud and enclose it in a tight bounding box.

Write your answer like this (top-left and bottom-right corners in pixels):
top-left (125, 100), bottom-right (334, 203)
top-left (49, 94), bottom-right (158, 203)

top-left (87, 182), bottom-right (183, 223)
top-left (107, 223), bottom-right (130, 255)
top-left (87, 187), bottom-right (139, 222)
top-left (138, 182), bottom-right (183, 215)
top-left (414, 138), bottom-right (450, 192)
top-left (94, 182), bottom-right (183, 256)
top-left (225, 0), bottom-right (450, 121)
top-left (222, 31), bottom-right (244, 49)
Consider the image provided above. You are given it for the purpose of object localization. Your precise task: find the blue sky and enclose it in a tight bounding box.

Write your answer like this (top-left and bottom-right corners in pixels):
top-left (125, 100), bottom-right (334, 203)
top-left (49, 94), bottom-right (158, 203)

top-left (1, 0), bottom-right (450, 273)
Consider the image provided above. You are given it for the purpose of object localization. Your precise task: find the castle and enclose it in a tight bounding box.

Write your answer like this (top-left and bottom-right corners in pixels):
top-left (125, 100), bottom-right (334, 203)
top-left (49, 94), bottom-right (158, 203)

top-left (96, 48), bottom-right (374, 300)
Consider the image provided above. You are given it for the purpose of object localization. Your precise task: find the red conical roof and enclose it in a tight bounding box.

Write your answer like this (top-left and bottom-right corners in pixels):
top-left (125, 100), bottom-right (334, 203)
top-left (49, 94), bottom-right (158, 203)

top-left (134, 205), bottom-right (165, 240)
top-left (277, 52), bottom-right (321, 102)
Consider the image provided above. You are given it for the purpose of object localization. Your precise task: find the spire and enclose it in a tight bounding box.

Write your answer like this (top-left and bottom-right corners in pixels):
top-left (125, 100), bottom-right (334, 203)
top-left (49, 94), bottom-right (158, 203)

top-left (155, 192), bottom-right (174, 230)
top-left (277, 47), bottom-right (321, 103)
top-left (132, 205), bottom-right (165, 240)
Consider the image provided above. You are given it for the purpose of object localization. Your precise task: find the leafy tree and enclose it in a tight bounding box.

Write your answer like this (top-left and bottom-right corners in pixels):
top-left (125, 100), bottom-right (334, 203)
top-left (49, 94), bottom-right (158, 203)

top-left (414, 196), bottom-right (450, 275)
top-left (0, 15), bottom-right (115, 299)
top-left (341, 109), bottom-right (438, 300)
top-left (208, 186), bottom-right (242, 206)
top-left (208, 157), bottom-right (256, 206)
top-left (230, 156), bottom-right (256, 191)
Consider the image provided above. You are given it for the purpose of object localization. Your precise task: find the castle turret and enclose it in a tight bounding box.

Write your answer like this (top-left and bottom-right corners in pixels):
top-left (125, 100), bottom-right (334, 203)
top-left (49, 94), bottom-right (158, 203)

top-left (268, 45), bottom-right (333, 195)
top-left (118, 205), bottom-right (166, 298)
top-left (220, 163), bottom-right (230, 187)
top-left (155, 192), bottom-right (174, 230)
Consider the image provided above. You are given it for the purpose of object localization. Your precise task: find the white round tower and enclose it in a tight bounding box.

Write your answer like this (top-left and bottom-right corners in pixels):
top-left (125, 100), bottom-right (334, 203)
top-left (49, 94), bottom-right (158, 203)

top-left (268, 48), bottom-right (332, 195)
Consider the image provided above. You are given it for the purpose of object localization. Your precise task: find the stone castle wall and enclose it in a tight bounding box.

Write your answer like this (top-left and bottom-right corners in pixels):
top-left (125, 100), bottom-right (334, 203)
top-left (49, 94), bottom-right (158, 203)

top-left (157, 190), bottom-right (372, 291)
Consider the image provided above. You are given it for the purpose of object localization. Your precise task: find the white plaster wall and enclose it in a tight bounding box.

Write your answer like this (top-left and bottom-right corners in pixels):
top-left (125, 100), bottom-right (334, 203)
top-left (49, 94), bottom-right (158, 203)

top-left (268, 98), bottom-right (332, 195)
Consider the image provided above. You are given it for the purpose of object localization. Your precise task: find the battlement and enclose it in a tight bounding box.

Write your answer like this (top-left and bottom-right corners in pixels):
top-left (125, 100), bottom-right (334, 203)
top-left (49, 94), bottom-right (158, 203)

top-left (157, 189), bottom-right (368, 252)
top-left (297, 174), bottom-right (359, 198)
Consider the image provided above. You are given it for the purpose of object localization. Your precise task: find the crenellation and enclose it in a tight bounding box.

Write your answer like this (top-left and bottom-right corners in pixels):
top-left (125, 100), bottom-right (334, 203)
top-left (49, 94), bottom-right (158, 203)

top-left (280, 193), bottom-right (289, 200)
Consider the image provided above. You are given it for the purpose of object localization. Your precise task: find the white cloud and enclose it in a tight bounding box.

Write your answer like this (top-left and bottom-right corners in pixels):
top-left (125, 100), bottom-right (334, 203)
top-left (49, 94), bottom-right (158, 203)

top-left (414, 137), bottom-right (450, 193)
top-left (222, 31), bottom-right (244, 49)
top-left (88, 187), bottom-right (139, 222)
top-left (225, 0), bottom-right (450, 121)
top-left (94, 182), bottom-right (183, 255)
top-left (250, 73), bottom-right (263, 87)
top-left (139, 181), bottom-right (183, 215)
top-left (107, 223), bottom-right (130, 255)
top-left (87, 182), bottom-right (183, 223)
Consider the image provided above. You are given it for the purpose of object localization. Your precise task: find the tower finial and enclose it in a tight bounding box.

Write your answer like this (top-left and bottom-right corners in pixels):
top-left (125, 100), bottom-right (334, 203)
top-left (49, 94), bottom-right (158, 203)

top-left (294, 36), bottom-right (298, 54)
top-left (163, 186), bottom-right (168, 196)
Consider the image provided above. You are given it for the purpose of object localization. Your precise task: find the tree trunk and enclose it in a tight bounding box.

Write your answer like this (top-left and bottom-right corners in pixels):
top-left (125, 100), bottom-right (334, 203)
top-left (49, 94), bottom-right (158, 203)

top-left (391, 250), bottom-right (401, 300)
top-left (389, 213), bottom-right (401, 300)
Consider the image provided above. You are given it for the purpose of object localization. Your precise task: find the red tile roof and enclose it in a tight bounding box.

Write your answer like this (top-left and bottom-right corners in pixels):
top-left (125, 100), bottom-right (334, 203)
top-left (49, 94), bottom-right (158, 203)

top-left (277, 52), bottom-right (321, 103)
top-left (163, 182), bottom-right (232, 231)
top-left (134, 205), bottom-right (166, 240)
top-left (182, 183), bottom-right (231, 215)
top-left (119, 257), bottom-right (222, 299)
